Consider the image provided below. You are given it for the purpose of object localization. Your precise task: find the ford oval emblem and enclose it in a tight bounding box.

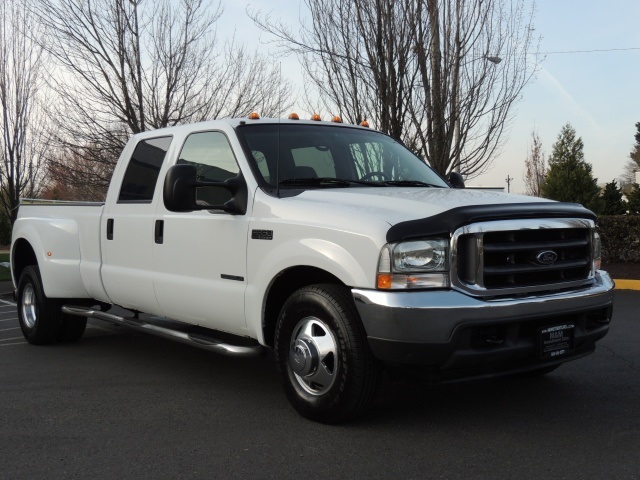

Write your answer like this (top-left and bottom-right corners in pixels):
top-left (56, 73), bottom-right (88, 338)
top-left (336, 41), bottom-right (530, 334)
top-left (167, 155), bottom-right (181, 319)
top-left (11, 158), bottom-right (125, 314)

top-left (535, 250), bottom-right (558, 266)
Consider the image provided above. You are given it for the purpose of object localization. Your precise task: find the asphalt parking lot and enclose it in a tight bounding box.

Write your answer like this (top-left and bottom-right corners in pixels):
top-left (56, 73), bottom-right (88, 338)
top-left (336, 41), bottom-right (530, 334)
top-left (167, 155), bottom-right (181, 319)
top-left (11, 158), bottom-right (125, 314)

top-left (1, 291), bottom-right (639, 479)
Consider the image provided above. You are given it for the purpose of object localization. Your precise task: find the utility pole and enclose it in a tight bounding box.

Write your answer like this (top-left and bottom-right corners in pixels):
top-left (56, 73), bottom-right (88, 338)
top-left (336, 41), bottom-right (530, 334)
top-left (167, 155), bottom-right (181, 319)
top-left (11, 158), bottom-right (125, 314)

top-left (505, 175), bottom-right (513, 193)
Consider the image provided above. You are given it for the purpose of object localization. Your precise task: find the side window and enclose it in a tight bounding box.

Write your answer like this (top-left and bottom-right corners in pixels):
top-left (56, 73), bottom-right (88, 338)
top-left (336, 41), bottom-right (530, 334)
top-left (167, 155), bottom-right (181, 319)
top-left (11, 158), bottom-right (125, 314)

top-left (119, 136), bottom-right (173, 202)
top-left (177, 131), bottom-right (239, 206)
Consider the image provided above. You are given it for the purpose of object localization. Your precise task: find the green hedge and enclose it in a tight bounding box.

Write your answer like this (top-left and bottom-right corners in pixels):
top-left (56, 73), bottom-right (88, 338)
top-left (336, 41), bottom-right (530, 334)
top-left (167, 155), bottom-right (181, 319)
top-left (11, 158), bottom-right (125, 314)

top-left (598, 215), bottom-right (640, 263)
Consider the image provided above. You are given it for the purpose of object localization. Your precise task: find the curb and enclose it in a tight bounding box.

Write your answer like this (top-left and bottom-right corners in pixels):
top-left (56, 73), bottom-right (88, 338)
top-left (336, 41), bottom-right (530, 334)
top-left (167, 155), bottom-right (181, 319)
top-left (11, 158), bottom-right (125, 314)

top-left (613, 279), bottom-right (640, 291)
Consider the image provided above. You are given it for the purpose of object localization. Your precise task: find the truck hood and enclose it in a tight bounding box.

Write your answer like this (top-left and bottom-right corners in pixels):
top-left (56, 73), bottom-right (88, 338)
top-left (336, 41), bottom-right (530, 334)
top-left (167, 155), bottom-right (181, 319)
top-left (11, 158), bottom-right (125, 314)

top-left (288, 187), bottom-right (553, 226)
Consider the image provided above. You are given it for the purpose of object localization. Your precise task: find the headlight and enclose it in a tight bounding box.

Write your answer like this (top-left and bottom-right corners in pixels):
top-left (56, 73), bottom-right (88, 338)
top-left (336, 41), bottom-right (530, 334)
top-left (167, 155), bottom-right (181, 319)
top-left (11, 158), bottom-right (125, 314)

top-left (393, 240), bottom-right (448, 272)
top-left (377, 239), bottom-right (450, 290)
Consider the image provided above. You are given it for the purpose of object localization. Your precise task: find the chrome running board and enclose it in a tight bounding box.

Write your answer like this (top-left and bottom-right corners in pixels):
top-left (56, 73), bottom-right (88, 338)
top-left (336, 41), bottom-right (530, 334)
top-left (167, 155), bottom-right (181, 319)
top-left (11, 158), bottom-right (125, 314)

top-left (61, 305), bottom-right (264, 358)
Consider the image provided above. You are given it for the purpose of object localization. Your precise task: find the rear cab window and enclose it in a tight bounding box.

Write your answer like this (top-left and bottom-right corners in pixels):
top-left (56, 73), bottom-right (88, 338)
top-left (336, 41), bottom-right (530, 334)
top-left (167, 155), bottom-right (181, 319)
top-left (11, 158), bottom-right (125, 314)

top-left (118, 136), bottom-right (173, 203)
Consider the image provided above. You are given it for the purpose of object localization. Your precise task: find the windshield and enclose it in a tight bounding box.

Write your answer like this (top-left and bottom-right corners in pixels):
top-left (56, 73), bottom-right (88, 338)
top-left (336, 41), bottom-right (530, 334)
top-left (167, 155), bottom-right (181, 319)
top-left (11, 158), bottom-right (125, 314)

top-left (236, 124), bottom-right (449, 191)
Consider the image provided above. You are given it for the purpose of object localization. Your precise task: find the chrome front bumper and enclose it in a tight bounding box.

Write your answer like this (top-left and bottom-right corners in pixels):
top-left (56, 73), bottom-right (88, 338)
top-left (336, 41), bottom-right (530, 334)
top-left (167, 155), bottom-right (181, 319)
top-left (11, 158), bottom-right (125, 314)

top-left (352, 271), bottom-right (614, 369)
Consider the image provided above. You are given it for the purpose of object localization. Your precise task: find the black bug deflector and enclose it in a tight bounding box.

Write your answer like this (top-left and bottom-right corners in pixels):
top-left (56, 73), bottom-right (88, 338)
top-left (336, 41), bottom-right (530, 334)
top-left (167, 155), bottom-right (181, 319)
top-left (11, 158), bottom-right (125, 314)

top-left (386, 202), bottom-right (596, 242)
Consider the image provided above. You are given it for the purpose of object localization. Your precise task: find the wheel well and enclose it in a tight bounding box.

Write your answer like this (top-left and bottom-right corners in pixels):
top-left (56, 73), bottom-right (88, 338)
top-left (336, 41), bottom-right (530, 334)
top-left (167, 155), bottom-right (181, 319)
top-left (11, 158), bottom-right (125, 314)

top-left (12, 239), bottom-right (38, 284)
top-left (262, 266), bottom-right (345, 348)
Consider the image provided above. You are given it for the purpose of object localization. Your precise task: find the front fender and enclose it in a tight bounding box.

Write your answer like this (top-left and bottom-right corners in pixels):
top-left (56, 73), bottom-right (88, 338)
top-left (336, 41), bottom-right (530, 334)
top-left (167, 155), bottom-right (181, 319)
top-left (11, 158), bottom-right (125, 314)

top-left (275, 237), bottom-right (370, 286)
top-left (245, 233), bottom-right (380, 343)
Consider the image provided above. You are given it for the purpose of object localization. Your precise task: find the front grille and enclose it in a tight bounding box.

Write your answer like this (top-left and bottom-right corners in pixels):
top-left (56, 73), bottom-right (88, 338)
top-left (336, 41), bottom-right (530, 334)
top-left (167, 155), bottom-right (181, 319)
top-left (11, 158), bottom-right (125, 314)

top-left (482, 228), bottom-right (591, 287)
top-left (452, 219), bottom-right (595, 296)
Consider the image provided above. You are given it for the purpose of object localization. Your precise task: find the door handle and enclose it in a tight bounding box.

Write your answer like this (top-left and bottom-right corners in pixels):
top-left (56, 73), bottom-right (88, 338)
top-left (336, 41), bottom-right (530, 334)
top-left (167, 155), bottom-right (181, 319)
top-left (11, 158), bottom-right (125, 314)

top-left (107, 219), bottom-right (114, 240)
top-left (155, 220), bottom-right (164, 244)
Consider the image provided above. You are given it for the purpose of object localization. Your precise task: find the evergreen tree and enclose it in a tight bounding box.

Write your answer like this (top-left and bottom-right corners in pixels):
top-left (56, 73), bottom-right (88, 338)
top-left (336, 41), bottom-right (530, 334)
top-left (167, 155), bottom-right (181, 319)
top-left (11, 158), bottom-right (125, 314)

top-left (600, 180), bottom-right (627, 215)
top-left (541, 123), bottom-right (601, 213)
top-left (631, 122), bottom-right (640, 169)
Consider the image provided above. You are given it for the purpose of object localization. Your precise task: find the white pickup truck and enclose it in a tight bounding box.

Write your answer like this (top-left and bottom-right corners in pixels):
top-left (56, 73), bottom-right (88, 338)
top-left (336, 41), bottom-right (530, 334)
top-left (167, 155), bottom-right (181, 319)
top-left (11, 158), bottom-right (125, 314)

top-left (11, 116), bottom-right (614, 423)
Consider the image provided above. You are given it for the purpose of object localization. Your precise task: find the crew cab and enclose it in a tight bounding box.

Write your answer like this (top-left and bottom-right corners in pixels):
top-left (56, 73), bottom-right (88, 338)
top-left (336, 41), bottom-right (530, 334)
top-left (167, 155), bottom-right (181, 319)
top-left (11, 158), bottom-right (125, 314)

top-left (11, 115), bottom-right (614, 423)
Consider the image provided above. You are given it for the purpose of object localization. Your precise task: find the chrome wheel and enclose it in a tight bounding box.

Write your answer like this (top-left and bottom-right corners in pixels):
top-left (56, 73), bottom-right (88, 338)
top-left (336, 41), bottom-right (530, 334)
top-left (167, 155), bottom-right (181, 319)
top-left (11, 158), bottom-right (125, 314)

top-left (289, 316), bottom-right (339, 396)
top-left (21, 283), bottom-right (37, 329)
top-left (17, 265), bottom-right (62, 345)
top-left (276, 285), bottom-right (381, 423)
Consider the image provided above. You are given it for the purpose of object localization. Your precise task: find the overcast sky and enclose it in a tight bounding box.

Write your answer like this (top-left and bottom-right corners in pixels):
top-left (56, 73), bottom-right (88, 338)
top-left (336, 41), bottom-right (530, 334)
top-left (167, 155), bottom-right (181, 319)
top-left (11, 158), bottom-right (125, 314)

top-left (219, 0), bottom-right (640, 192)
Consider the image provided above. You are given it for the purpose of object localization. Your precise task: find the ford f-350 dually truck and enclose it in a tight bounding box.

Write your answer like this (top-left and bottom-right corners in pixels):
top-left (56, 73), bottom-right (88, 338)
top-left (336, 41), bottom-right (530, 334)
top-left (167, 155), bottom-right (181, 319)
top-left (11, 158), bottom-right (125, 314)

top-left (11, 115), bottom-right (614, 423)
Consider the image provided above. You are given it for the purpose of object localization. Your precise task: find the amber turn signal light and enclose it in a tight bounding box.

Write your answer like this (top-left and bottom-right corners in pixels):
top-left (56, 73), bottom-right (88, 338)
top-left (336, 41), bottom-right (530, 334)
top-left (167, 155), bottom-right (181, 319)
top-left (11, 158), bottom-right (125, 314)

top-left (377, 274), bottom-right (392, 289)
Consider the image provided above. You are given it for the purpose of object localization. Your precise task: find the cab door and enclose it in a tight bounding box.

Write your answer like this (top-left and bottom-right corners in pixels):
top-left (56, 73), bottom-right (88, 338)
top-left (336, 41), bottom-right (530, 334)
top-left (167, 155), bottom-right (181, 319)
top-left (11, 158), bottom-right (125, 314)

top-left (101, 135), bottom-right (173, 314)
top-left (152, 130), bottom-right (250, 335)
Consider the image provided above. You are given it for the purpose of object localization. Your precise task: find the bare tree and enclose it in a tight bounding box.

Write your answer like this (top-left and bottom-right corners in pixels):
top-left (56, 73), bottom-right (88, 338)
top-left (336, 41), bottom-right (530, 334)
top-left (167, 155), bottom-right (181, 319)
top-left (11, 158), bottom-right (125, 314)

top-left (620, 121), bottom-right (640, 191)
top-left (41, 148), bottom-right (113, 202)
top-left (251, 0), bottom-right (413, 141)
top-left (619, 161), bottom-right (639, 194)
top-left (0, 0), bottom-right (46, 224)
top-left (523, 130), bottom-right (545, 197)
top-left (36, 0), bottom-right (294, 197)
top-left (251, 0), bottom-right (540, 178)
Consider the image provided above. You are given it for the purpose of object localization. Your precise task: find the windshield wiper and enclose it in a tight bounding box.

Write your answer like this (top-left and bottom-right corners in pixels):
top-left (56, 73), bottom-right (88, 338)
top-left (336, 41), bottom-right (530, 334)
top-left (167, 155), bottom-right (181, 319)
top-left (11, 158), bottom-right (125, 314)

top-left (383, 180), bottom-right (445, 188)
top-left (279, 177), bottom-right (384, 187)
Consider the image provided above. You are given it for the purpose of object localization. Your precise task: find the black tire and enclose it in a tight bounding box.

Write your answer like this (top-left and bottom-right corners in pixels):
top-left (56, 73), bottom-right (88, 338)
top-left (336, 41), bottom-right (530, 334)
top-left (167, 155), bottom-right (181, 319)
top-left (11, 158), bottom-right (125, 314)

top-left (17, 265), bottom-right (63, 345)
top-left (56, 315), bottom-right (87, 343)
top-left (274, 284), bottom-right (381, 424)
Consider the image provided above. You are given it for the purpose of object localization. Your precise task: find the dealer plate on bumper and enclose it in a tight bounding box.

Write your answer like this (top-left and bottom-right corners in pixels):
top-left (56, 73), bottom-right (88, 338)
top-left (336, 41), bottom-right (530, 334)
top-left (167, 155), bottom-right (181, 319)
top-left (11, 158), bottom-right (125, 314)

top-left (540, 324), bottom-right (575, 359)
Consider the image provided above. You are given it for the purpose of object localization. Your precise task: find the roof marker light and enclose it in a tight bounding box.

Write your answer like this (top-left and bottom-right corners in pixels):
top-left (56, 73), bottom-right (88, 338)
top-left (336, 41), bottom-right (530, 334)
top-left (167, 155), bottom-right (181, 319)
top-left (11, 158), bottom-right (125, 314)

top-left (288, 113), bottom-right (300, 120)
top-left (331, 115), bottom-right (342, 123)
top-left (248, 112), bottom-right (260, 120)
top-left (360, 120), bottom-right (369, 128)
top-left (310, 114), bottom-right (321, 121)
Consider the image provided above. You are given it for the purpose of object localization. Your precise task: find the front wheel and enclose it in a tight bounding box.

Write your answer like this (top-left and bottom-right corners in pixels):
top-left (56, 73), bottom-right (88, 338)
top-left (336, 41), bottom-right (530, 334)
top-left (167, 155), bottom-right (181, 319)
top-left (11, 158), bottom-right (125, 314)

top-left (274, 284), bottom-right (381, 423)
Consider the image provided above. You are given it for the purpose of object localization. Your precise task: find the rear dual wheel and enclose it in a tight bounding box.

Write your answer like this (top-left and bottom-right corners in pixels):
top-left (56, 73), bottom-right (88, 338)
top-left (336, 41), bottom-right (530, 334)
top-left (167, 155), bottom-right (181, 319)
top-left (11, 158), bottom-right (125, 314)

top-left (275, 284), bottom-right (381, 424)
top-left (17, 265), bottom-right (86, 345)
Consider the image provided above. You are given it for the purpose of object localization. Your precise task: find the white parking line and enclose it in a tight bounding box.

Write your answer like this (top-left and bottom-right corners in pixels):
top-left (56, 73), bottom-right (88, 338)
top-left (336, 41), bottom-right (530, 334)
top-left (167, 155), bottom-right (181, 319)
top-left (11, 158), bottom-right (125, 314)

top-left (0, 326), bottom-right (19, 332)
top-left (0, 336), bottom-right (25, 343)
top-left (0, 299), bottom-right (16, 306)
top-left (0, 317), bottom-right (17, 322)
top-left (0, 342), bottom-right (25, 347)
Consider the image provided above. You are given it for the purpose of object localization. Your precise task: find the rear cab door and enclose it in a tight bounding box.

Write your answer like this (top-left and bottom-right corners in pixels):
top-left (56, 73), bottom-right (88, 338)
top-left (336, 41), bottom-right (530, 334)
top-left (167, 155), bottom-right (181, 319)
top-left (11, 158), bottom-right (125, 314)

top-left (100, 135), bottom-right (174, 314)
